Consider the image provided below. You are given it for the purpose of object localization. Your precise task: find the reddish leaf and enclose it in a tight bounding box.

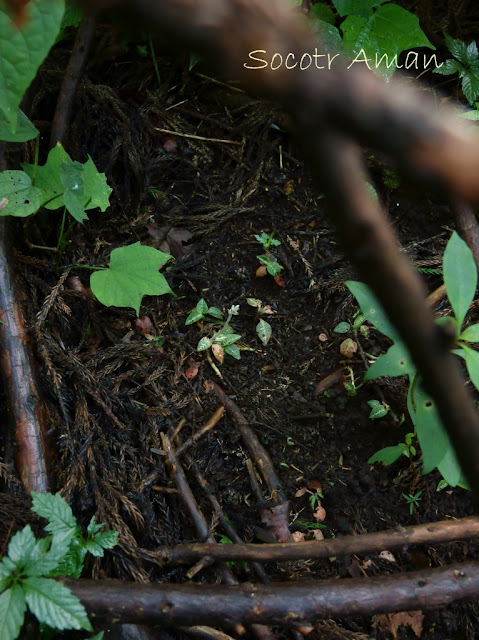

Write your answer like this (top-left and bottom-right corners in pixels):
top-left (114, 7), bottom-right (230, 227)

top-left (134, 316), bottom-right (153, 335)
top-left (274, 274), bottom-right (285, 287)
top-left (377, 611), bottom-right (424, 639)
top-left (260, 501), bottom-right (292, 542)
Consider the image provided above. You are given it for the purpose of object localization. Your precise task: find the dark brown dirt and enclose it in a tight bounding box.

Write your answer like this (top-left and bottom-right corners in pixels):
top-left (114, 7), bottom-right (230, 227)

top-left (2, 4), bottom-right (479, 639)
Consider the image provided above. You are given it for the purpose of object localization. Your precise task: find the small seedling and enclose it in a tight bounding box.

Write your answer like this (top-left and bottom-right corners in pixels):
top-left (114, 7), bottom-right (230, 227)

top-left (368, 432), bottom-right (417, 466)
top-left (402, 490), bottom-right (423, 515)
top-left (246, 298), bottom-right (275, 346)
top-left (309, 488), bottom-right (324, 511)
top-left (367, 399), bottom-right (390, 420)
top-left (0, 491), bottom-right (118, 640)
top-left (433, 34), bottom-right (479, 105)
top-left (255, 231), bottom-right (284, 277)
top-left (185, 298), bottom-right (223, 325)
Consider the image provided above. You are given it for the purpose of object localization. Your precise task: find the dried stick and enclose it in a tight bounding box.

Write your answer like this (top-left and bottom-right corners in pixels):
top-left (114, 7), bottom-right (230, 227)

top-left (50, 13), bottom-right (97, 147)
top-left (143, 515), bottom-right (479, 565)
top-left (0, 217), bottom-right (51, 493)
top-left (176, 406), bottom-right (225, 456)
top-left (62, 561), bottom-right (479, 625)
top-left (205, 381), bottom-right (286, 503)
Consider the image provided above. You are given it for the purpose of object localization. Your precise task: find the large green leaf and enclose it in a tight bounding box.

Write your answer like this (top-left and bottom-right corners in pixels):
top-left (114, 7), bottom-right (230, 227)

top-left (90, 243), bottom-right (173, 316)
top-left (408, 381), bottom-right (449, 475)
top-left (443, 232), bottom-right (477, 331)
top-left (342, 4), bottom-right (435, 80)
top-left (0, 584), bottom-right (26, 640)
top-left (368, 443), bottom-right (409, 465)
top-left (23, 577), bottom-right (92, 631)
top-left (365, 341), bottom-right (415, 379)
top-left (0, 0), bottom-right (65, 132)
top-left (0, 171), bottom-right (42, 217)
top-left (22, 144), bottom-right (112, 221)
top-left (0, 109), bottom-right (38, 142)
top-left (345, 281), bottom-right (398, 340)
top-left (437, 446), bottom-right (464, 488)
top-left (7, 526), bottom-right (36, 566)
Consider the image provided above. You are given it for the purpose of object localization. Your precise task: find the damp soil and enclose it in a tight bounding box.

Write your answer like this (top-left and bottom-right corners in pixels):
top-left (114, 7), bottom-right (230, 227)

top-left (2, 5), bottom-right (479, 639)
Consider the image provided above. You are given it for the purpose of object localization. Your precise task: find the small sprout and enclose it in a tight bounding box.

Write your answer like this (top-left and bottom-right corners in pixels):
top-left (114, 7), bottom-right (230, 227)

top-left (255, 231), bottom-right (281, 250)
top-left (402, 490), bottom-right (423, 515)
top-left (333, 321), bottom-right (350, 334)
top-left (367, 399), bottom-right (390, 420)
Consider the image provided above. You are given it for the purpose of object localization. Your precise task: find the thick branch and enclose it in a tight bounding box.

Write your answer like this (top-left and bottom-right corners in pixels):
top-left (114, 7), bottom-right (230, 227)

top-left (63, 562), bottom-right (479, 626)
top-left (142, 516), bottom-right (479, 565)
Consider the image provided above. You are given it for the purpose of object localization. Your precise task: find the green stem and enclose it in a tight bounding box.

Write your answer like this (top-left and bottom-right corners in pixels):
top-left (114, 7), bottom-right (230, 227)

top-left (149, 36), bottom-right (161, 88)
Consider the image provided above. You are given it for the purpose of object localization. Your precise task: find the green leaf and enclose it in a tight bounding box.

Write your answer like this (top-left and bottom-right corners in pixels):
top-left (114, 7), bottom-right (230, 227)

top-left (365, 342), bottom-right (415, 379)
top-left (437, 445), bottom-right (463, 488)
top-left (333, 322), bottom-right (350, 334)
top-left (213, 332), bottom-right (241, 347)
top-left (310, 18), bottom-right (344, 53)
top-left (90, 243), bottom-right (173, 316)
top-left (310, 3), bottom-right (336, 25)
top-left (462, 68), bottom-right (479, 105)
top-left (409, 381), bottom-right (449, 475)
top-left (207, 307), bottom-right (223, 319)
top-left (0, 584), bottom-right (26, 640)
top-left (22, 144), bottom-right (112, 220)
top-left (460, 323), bottom-right (479, 342)
top-left (462, 345), bottom-right (479, 392)
top-left (7, 525), bottom-right (36, 566)
top-left (31, 492), bottom-right (77, 534)
top-left (24, 577), bottom-right (92, 631)
top-left (345, 281), bottom-right (398, 340)
top-left (0, 171), bottom-right (43, 217)
top-left (256, 319), bottom-right (272, 346)
top-left (367, 399), bottom-right (389, 419)
top-left (84, 530), bottom-right (118, 557)
top-left (197, 337), bottom-right (212, 351)
top-left (368, 443), bottom-right (409, 465)
top-left (444, 33), bottom-right (473, 65)
top-left (332, 0), bottom-right (386, 18)
top-left (342, 4), bottom-right (435, 80)
top-left (443, 231), bottom-right (477, 331)
top-left (90, 633), bottom-right (105, 640)
top-left (0, 109), bottom-right (38, 142)
top-left (186, 309), bottom-right (204, 325)
top-left (0, 0), bottom-right (65, 131)
top-left (24, 530), bottom-right (76, 577)
top-left (433, 58), bottom-right (465, 76)
top-left (224, 344), bottom-right (241, 359)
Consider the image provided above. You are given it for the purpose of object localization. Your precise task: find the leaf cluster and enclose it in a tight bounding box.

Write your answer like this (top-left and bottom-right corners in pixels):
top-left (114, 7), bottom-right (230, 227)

top-left (347, 232), bottom-right (479, 488)
top-left (0, 492), bottom-right (118, 640)
top-left (434, 34), bottom-right (479, 105)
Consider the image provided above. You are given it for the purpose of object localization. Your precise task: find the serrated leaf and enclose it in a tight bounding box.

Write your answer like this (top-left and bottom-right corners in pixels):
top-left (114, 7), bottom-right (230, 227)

top-left (342, 4), bottom-right (435, 81)
top-left (464, 40), bottom-right (479, 66)
top-left (8, 525), bottom-right (36, 566)
top-left (433, 58), bottom-right (465, 75)
top-left (460, 323), bottom-right (479, 342)
top-left (345, 281), bottom-right (398, 340)
top-left (0, 0), bottom-right (65, 131)
top-left (368, 444), bottom-right (409, 465)
top-left (90, 243), bottom-right (173, 316)
top-left (462, 69), bottom-right (479, 105)
top-left (84, 531), bottom-right (118, 558)
top-left (0, 584), bottom-right (26, 640)
top-left (256, 319), bottom-right (272, 346)
top-left (443, 232), bottom-right (477, 331)
top-left (365, 342), bottom-right (415, 379)
top-left (444, 33), bottom-right (471, 65)
top-left (24, 530), bottom-right (76, 577)
top-left (224, 344), bottom-right (241, 359)
top-left (0, 109), bottom-right (38, 142)
top-left (197, 336), bottom-right (212, 351)
top-left (24, 577), bottom-right (92, 631)
top-left (0, 171), bottom-right (42, 217)
top-left (86, 517), bottom-right (103, 537)
top-left (31, 492), bottom-right (77, 534)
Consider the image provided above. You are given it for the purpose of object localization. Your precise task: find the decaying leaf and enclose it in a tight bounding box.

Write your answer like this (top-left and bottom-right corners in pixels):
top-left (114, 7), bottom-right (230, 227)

top-left (292, 531), bottom-right (305, 542)
top-left (211, 343), bottom-right (225, 364)
top-left (376, 611), bottom-right (424, 639)
top-left (340, 338), bottom-right (358, 358)
top-left (313, 503), bottom-right (326, 521)
top-left (185, 358), bottom-right (200, 379)
top-left (260, 501), bottom-right (292, 542)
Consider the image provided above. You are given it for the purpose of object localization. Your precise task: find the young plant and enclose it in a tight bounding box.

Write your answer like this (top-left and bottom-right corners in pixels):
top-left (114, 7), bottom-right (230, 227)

top-left (368, 432), bottom-right (417, 466)
top-left (402, 490), bottom-right (423, 515)
top-left (255, 231), bottom-right (283, 278)
top-left (347, 231), bottom-right (479, 488)
top-left (433, 34), bottom-right (479, 105)
top-left (310, 1), bottom-right (435, 80)
top-left (0, 491), bottom-right (118, 640)
top-left (246, 298), bottom-right (275, 346)
top-left (185, 298), bottom-right (223, 325)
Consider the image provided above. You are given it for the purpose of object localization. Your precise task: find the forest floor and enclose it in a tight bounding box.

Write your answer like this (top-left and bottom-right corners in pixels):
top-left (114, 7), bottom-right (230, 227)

top-left (2, 3), bottom-right (479, 639)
